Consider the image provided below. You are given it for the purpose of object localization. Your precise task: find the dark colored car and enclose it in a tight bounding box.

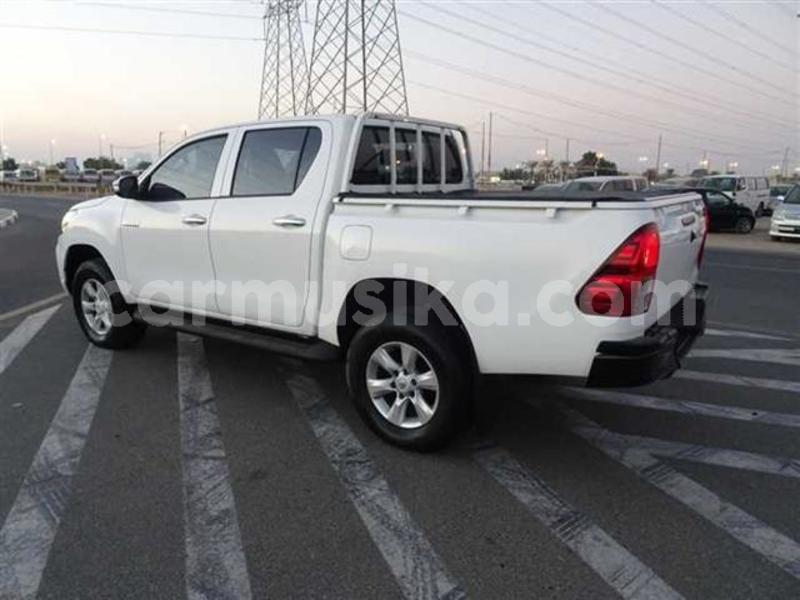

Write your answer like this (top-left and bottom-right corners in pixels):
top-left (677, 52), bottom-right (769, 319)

top-left (692, 188), bottom-right (755, 233)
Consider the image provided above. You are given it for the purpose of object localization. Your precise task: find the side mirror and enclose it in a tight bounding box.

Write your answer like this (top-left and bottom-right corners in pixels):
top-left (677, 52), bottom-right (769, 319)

top-left (113, 174), bottom-right (139, 199)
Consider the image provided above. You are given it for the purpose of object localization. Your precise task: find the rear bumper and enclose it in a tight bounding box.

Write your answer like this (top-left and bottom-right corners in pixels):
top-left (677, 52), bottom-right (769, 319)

top-left (586, 282), bottom-right (708, 388)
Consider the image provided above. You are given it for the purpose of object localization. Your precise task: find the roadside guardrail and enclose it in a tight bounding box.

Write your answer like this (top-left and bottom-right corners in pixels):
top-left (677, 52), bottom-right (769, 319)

top-left (0, 181), bottom-right (111, 198)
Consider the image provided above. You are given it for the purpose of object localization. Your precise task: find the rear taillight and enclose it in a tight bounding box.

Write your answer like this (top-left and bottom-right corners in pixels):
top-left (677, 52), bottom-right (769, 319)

top-left (577, 223), bottom-right (660, 317)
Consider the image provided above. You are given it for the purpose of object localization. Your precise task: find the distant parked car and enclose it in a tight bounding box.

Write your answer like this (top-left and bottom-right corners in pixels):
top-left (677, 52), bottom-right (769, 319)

top-left (770, 185), bottom-right (800, 241)
top-left (0, 170), bottom-right (17, 182)
top-left (527, 182), bottom-right (565, 192)
top-left (770, 184), bottom-right (793, 211)
top-left (657, 176), bottom-right (701, 188)
top-left (61, 171), bottom-right (80, 182)
top-left (700, 175), bottom-right (770, 216)
top-left (563, 176), bottom-right (649, 193)
top-left (99, 169), bottom-right (117, 183)
top-left (81, 169), bottom-right (99, 183)
top-left (16, 168), bottom-right (39, 182)
top-left (693, 188), bottom-right (755, 233)
top-left (114, 169), bottom-right (133, 179)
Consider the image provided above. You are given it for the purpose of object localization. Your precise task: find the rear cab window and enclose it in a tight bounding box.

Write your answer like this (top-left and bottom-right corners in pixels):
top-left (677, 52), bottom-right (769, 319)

top-left (350, 118), bottom-right (469, 193)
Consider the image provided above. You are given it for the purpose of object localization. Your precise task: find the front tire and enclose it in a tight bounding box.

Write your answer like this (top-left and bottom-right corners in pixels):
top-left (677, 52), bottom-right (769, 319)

top-left (346, 318), bottom-right (471, 450)
top-left (71, 259), bottom-right (145, 349)
top-left (735, 216), bottom-right (754, 234)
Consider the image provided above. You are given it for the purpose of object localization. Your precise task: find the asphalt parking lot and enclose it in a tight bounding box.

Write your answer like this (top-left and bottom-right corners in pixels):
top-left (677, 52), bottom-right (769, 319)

top-left (1, 194), bottom-right (799, 599)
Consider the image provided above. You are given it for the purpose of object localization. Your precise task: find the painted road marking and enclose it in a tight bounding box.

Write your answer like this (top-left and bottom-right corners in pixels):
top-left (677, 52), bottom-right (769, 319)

top-left (283, 369), bottom-right (464, 600)
top-left (0, 344), bottom-right (112, 598)
top-left (0, 305), bottom-right (60, 377)
top-left (565, 387), bottom-right (800, 428)
top-left (704, 261), bottom-right (798, 274)
top-left (475, 443), bottom-right (684, 599)
top-left (705, 328), bottom-right (793, 342)
top-left (177, 333), bottom-right (252, 600)
top-left (0, 294), bottom-right (67, 324)
top-left (552, 403), bottom-right (800, 580)
top-left (690, 348), bottom-right (800, 367)
top-left (675, 370), bottom-right (800, 395)
top-left (571, 427), bottom-right (800, 480)
top-left (707, 320), bottom-right (797, 341)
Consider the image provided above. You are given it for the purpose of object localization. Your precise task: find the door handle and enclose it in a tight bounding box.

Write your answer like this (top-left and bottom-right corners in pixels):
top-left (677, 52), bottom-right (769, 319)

top-left (182, 214), bottom-right (207, 226)
top-left (272, 215), bottom-right (306, 228)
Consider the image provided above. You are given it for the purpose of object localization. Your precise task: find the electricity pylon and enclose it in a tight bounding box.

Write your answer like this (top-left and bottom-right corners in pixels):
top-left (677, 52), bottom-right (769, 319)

top-left (258, 0), bottom-right (308, 119)
top-left (306, 0), bottom-right (409, 115)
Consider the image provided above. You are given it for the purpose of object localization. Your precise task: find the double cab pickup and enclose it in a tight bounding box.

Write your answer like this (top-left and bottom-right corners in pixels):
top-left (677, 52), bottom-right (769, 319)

top-left (57, 113), bottom-right (707, 448)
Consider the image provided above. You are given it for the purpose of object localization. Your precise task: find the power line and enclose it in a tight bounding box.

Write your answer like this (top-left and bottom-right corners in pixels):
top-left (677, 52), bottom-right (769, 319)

top-left (410, 80), bottom-right (788, 161)
top-left (400, 9), bottom-right (795, 145)
top-left (404, 51), bottom-right (784, 152)
top-left (410, 81), bottom-right (657, 148)
top-left (464, 1), bottom-right (793, 133)
top-left (704, 0), bottom-right (797, 57)
top-left (81, 2), bottom-right (263, 21)
top-left (405, 54), bottom-right (649, 142)
top-left (0, 22), bottom-right (264, 41)
top-left (593, 2), bottom-right (796, 103)
top-left (650, 0), bottom-right (795, 72)
top-left (534, 1), bottom-right (798, 123)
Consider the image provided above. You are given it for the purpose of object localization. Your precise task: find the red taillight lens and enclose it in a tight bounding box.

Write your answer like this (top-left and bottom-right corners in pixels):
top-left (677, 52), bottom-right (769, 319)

top-left (577, 223), bottom-right (660, 317)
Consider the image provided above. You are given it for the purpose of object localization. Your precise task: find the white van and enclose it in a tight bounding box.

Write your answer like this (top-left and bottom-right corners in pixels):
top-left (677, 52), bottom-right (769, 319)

top-left (700, 175), bottom-right (770, 216)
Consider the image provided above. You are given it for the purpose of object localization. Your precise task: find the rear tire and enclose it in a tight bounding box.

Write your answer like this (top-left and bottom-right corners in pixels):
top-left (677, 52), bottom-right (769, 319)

top-left (71, 259), bottom-right (145, 349)
top-left (346, 315), bottom-right (471, 450)
top-left (735, 216), bottom-right (754, 234)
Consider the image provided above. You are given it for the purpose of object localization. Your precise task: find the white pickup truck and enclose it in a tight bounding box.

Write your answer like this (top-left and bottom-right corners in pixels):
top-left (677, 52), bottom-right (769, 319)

top-left (57, 113), bottom-right (708, 448)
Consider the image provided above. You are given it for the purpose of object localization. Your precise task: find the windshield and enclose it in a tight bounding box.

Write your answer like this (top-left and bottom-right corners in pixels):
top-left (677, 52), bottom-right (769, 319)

top-left (702, 177), bottom-right (736, 192)
top-left (783, 186), bottom-right (800, 205)
top-left (771, 186), bottom-right (790, 196)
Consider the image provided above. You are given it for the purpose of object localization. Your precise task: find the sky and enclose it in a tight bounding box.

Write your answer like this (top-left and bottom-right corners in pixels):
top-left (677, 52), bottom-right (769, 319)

top-left (0, 0), bottom-right (797, 175)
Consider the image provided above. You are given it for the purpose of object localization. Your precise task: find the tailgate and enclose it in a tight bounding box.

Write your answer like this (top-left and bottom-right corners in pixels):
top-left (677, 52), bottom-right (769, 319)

top-left (652, 195), bottom-right (706, 319)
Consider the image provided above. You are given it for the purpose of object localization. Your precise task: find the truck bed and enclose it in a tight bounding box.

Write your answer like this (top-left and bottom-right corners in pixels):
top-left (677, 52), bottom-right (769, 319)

top-left (337, 188), bottom-right (699, 210)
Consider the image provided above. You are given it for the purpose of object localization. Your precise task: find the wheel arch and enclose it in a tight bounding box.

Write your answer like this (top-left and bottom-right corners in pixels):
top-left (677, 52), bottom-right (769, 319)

top-left (334, 278), bottom-right (479, 373)
top-left (64, 244), bottom-right (112, 293)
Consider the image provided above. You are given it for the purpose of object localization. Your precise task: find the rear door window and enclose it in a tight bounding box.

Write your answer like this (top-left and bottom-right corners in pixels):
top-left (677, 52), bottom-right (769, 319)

top-left (232, 127), bottom-right (321, 196)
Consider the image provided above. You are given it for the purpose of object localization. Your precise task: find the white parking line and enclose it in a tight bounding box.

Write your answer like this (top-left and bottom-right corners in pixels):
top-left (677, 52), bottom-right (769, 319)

top-left (690, 348), bottom-right (800, 367)
top-left (475, 443), bottom-right (684, 599)
top-left (675, 370), bottom-right (800, 395)
top-left (564, 387), bottom-right (800, 428)
top-left (704, 261), bottom-right (798, 274)
top-left (551, 403), bottom-right (800, 580)
top-left (176, 333), bottom-right (252, 600)
top-left (573, 427), bottom-right (800, 480)
top-left (0, 305), bottom-right (60, 377)
top-left (705, 328), bottom-right (793, 342)
top-left (0, 344), bottom-right (112, 598)
top-left (283, 370), bottom-right (464, 600)
top-left (0, 294), bottom-right (67, 324)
